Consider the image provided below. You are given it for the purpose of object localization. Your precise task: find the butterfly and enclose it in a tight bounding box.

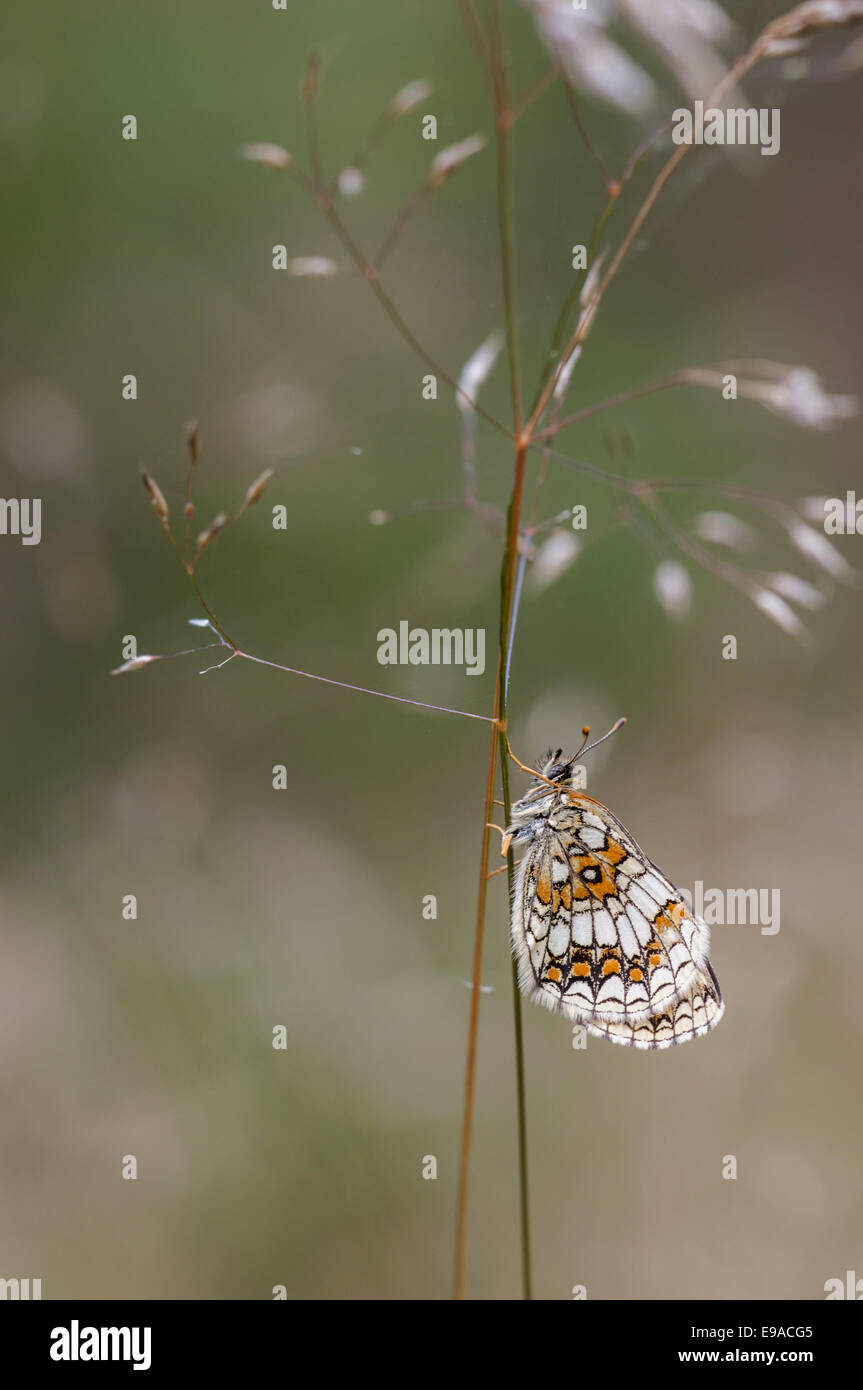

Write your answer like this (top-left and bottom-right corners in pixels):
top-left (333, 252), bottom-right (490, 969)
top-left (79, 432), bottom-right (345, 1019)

top-left (502, 726), bottom-right (723, 1049)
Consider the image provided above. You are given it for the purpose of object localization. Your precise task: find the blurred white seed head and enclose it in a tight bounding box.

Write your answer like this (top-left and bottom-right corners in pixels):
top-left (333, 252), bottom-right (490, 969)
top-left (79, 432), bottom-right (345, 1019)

top-left (368, 509), bottom-right (390, 527)
top-left (242, 468), bottom-right (274, 508)
top-left (196, 512), bottom-right (229, 553)
top-left (757, 0), bottom-right (863, 60)
top-left (798, 495), bottom-right (832, 522)
top-left (523, 0), bottom-right (659, 117)
top-left (458, 330), bottom-right (503, 493)
top-left (457, 331), bottom-right (504, 414)
top-left (571, 251), bottom-right (608, 346)
top-left (750, 586), bottom-right (808, 640)
top-left (337, 166), bottom-right (365, 198)
top-left (286, 256), bottom-right (339, 277)
top-left (141, 471), bottom-right (169, 524)
top-left (580, 250), bottom-right (607, 308)
top-left (389, 78), bottom-right (433, 116)
top-left (785, 519), bottom-right (856, 583)
top-left (772, 39), bottom-right (812, 59)
top-left (619, 0), bottom-right (736, 101)
top-left (653, 559), bottom-right (693, 617)
top-left (240, 142), bottom-right (292, 170)
top-left (692, 510), bottom-right (755, 549)
top-left (551, 345), bottom-right (582, 404)
top-left (427, 134), bottom-right (487, 189)
top-left (683, 363), bottom-right (856, 429)
top-left (522, 0), bottom-right (738, 117)
top-left (751, 367), bottom-right (857, 429)
top-left (111, 654), bottom-right (162, 675)
top-left (530, 530), bottom-right (581, 593)
top-left (762, 571), bottom-right (826, 609)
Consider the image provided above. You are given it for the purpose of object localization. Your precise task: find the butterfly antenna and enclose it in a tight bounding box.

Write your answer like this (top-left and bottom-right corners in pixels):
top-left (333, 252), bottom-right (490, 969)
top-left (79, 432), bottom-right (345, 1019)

top-left (572, 725), bottom-right (591, 758)
top-left (576, 716), bottom-right (627, 760)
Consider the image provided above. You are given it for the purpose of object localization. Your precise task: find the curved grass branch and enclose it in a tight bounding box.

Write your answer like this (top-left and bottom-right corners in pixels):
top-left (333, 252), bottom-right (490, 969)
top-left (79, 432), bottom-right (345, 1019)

top-left (511, 62), bottom-right (559, 124)
top-left (562, 73), bottom-right (613, 188)
top-left (532, 370), bottom-right (692, 439)
top-left (457, 0), bottom-right (494, 95)
top-left (524, 18), bottom-right (813, 441)
top-left (298, 70), bottom-right (510, 440)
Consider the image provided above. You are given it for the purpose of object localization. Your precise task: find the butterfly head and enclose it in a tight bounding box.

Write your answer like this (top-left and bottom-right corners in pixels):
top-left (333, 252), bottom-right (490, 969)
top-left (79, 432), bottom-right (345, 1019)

top-left (505, 750), bottom-right (578, 834)
top-left (537, 748), bottom-right (579, 782)
top-left (503, 720), bottom-right (627, 851)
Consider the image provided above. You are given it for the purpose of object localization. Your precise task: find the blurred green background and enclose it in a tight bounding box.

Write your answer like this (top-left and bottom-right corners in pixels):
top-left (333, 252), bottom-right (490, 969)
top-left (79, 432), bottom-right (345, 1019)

top-left (1, 1), bottom-right (861, 1299)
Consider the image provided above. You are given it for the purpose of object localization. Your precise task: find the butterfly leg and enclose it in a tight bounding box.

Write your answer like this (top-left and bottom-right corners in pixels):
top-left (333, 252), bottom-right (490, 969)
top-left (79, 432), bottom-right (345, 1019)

top-left (487, 858), bottom-right (521, 880)
top-left (504, 737), bottom-right (559, 790)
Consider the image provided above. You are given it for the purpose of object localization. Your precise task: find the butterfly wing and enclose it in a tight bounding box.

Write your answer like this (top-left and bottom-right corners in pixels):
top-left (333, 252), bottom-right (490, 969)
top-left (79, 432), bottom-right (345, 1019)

top-left (510, 791), bottom-right (722, 1046)
top-left (580, 963), bottom-right (724, 1050)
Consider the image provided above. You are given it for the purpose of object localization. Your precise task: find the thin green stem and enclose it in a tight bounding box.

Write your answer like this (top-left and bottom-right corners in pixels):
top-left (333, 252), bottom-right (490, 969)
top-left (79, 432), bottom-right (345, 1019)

top-left (510, 951), bottom-right (531, 1297)
top-left (488, 0), bottom-right (532, 1299)
top-left (187, 568), bottom-right (239, 652)
top-left (453, 683), bottom-right (501, 1301)
top-left (487, 0), bottom-right (523, 437)
top-left (494, 442), bottom-right (531, 1300)
top-left (498, 704), bottom-right (531, 1301)
top-left (452, 1), bottom-right (534, 1303)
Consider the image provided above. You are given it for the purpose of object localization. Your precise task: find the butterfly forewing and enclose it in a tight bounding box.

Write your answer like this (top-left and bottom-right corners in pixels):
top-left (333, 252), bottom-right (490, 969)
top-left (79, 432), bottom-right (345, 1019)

top-left (508, 761), bottom-right (723, 1048)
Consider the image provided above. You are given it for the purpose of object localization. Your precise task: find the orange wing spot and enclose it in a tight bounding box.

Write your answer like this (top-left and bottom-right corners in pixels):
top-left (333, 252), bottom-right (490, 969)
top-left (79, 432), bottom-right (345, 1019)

top-left (572, 962), bottom-right (590, 977)
top-left (551, 883), bottom-right (573, 914)
top-left (630, 966), bottom-right (643, 982)
top-left (547, 966), bottom-right (562, 983)
top-left (655, 900), bottom-right (686, 933)
top-left (535, 868), bottom-right (552, 905)
top-left (648, 953), bottom-right (662, 968)
top-left (592, 873), bottom-right (618, 901)
top-left (601, 957), bottom-right (621, 976)
top-left (602, 838), bottom-right (628, 866)
top-left (572, 853), bottom-right (618, 902)
top-left (572, 881), bottom-right (590, 900)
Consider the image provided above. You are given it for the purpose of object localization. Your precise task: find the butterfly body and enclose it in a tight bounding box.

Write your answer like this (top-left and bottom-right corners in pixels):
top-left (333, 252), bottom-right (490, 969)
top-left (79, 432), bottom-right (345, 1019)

top-left (506, 749), bottom-right (723, 1049)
